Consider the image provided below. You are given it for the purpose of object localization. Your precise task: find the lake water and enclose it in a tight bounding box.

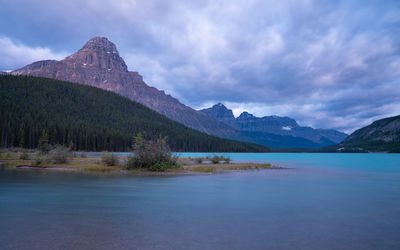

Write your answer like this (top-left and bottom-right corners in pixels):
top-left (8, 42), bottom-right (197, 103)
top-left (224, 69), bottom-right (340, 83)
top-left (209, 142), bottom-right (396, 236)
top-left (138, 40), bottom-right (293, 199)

top-left (1, 153), bottom-right (400, 249)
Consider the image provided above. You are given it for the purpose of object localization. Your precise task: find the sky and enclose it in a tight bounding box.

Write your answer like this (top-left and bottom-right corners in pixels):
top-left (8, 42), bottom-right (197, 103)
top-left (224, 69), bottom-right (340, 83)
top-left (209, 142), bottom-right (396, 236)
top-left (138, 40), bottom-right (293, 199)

top-left (1, 0), bottom-right (400, 133)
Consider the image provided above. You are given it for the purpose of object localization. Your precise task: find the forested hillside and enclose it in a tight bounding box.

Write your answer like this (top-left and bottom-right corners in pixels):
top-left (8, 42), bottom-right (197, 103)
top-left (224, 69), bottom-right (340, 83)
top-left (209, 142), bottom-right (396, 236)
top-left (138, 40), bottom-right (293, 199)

top-left (337, 115), bottom-right (400, 153)
top-left (0, 75), bottom-right (269, 152)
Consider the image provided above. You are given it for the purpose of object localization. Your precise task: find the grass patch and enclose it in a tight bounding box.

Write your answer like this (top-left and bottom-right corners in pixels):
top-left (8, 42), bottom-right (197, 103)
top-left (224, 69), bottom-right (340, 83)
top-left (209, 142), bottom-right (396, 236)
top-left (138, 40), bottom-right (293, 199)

top-left (19, 152), bottom-right (30, 160)
top-left (189, 166), bottom-right (216, 173)
top-left (182, 163), bottom-right (275, 173)
top-left (1, 152), bottom-right (20, 160)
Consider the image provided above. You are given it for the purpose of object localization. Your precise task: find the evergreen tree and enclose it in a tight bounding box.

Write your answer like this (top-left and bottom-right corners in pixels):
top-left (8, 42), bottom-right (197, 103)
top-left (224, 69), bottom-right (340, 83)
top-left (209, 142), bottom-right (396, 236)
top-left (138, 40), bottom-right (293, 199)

top-left (38, 131), bottom-right (50, 154)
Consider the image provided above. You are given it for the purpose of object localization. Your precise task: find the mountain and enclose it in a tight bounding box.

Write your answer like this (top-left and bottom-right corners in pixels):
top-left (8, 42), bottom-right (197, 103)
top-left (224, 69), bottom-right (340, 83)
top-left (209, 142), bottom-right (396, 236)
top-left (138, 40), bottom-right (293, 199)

top-left (201, 103), bottom-right (237, 128)
top-left (201, 103), bottom-right (347, 148)
top-left (336, 115), bottom-right (400, 152)
top-left (12, 37), bottom-right (238, 138)
top-left (11, 37), bottom-right (346, 149)
top-left (0, 75), bottom-right (269, 152)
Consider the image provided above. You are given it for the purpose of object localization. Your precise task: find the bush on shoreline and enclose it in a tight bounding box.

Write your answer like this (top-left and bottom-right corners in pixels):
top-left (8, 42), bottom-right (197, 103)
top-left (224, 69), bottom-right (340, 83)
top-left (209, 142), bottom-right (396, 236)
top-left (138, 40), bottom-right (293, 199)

top-left (209, 155), bottom-right (231, 164)
top-left (101, 152), bottom-right (119, 166)
top-left (48, 145), bottom-right (71, 164)
top-left (31, 155), bottom-right (46, 166)
top-left (126, 133), bottom-right (179, 171)
top-left (19, 151), bottom-right (30, 160)
top-left (31, 145), bottom-right (71, 166)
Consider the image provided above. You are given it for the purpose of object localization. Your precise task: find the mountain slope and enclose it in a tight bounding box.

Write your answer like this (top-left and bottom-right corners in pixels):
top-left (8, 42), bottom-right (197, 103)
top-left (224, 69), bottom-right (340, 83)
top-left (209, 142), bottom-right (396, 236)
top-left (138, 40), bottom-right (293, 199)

top-left (201, 103), bottom-right (348, 148)
top-left (337, 115), bottom-right (400, 152)
top-left (0, 75), bottom-right (269, 152)
top-left (12, 37), bottom-right (238, 138)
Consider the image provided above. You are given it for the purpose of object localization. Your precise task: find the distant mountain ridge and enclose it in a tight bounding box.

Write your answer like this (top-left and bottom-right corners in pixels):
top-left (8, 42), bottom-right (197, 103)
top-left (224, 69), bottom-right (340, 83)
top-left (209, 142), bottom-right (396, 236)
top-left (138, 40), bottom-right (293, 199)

top-left (336, 115), bottom-right (400, 152)
top-left (200, 103), bottom-right (347, 147)
top-left (12, 37), bottom-right (238, 138)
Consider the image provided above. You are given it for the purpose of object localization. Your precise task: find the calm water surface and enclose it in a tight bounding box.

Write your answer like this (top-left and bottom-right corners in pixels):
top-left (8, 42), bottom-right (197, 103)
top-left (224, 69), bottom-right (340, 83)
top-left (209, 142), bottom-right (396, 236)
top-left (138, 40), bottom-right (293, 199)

top-left (1, 153), bottom-right (400, 249)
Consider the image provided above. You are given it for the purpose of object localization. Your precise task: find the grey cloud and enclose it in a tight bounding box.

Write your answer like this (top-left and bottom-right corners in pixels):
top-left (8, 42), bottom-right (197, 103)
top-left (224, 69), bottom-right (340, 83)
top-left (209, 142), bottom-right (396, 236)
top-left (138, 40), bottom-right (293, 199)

top-left (0, 0), bottom-right (399, 133)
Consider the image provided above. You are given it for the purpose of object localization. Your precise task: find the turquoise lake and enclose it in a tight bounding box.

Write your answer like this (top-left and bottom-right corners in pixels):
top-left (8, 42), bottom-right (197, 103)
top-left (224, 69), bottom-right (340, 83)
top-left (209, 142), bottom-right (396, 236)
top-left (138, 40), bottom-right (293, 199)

top-left (1, 153), bottom-right (400, 249)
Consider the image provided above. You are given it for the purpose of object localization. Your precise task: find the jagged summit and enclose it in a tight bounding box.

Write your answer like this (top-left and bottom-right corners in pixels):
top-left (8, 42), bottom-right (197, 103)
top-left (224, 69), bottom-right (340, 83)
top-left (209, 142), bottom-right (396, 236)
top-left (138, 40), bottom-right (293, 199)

top-left (200, 103), bottom-right (236, 127)
top-left (65, 36), bottom-right (128, 72)
top-left (238, 111), bottom-right (255, 119)
top-left (82, 37), bottom-right (116, 50)
top-left (214, 103), bottom-right (227, 108)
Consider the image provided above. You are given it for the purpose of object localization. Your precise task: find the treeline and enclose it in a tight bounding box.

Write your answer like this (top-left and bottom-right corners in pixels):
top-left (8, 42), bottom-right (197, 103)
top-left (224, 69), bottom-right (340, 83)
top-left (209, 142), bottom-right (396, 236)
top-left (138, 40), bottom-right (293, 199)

top-left (335, 141), bottom-right (400, 153)
top-left (0, 75), bottom-right (269, 152)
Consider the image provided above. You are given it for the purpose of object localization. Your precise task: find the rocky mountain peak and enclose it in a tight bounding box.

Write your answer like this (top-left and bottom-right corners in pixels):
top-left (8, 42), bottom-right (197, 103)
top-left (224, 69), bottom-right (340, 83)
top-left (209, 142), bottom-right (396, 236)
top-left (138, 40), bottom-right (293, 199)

top-left (64, 36), bottom-right (128, 72)
top-left (80, 37), bottom-right (119, 54)
top-left (238, 111), bottom-right (255, 120)
top-left (199, 103), bottom-right (236, 128)
top-left (201, 103), bottom-right (235, 120)
top-left (214, 103), bottom-right (227, 108)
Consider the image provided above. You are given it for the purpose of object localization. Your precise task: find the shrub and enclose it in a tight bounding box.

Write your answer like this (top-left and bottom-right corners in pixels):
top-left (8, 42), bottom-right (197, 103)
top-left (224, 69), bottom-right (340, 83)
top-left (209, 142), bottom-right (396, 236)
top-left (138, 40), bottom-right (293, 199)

top-left (31, 154), bottom-right (49, 166)
top-left (126, 157), bottom-right (136, 169)
top-left (48, 145), bottom-right (71, 164)
top-left (101, 152), bottom-right (119, 166)
top-left (209, 155), bottom-right (230, 164)
top-left (195, 157), bottom-right (203, 164)
top-left (210, 155), bottom-right (221, 164)
top-left (38, 132), bottom-right (50, 154)
top-left (126, 133), bottom-right (178, 171)
top-left (148, 162), bottom-right (170, 172)
top-left (223, 156), bottom-right (231, 164)
top-left (19, 151), bottom-right (30, 160)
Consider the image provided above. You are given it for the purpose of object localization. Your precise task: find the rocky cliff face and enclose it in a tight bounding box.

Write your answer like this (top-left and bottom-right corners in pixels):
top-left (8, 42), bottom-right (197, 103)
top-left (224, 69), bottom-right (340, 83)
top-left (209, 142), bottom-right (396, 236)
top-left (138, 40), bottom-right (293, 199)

top-left (12, 37), bottom-right (237, 137)
top-left (200, 103), bottom-right (347, 144)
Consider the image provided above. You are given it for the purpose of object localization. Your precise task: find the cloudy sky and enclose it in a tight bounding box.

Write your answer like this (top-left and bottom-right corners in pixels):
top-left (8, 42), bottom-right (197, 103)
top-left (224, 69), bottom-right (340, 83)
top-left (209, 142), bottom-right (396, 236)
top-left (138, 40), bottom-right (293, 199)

top-left (1, 0), bottom-right (400, 133)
